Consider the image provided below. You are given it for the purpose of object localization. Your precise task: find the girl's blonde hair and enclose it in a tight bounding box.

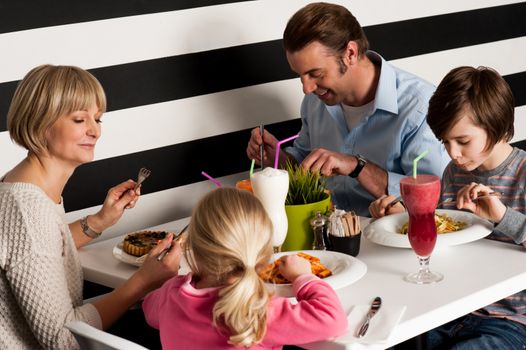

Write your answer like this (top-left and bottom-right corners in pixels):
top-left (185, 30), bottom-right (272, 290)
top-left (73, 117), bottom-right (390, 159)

top-left (185, 187), bottom-right (274, 347)
top-left (7, 64), bottom-right (106, 154)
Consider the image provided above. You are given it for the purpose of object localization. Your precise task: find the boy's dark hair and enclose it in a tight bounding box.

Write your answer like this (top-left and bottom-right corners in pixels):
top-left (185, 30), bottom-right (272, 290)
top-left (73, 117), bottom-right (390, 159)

top-left (427, 66), bottom-right (514, 150)
top-left (283, 2), bottom-right (369, 57)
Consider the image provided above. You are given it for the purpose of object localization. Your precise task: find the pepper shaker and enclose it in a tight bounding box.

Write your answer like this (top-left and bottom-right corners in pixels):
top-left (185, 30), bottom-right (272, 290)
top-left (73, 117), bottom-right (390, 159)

top-left (310, 211), bottom-right (328, 250)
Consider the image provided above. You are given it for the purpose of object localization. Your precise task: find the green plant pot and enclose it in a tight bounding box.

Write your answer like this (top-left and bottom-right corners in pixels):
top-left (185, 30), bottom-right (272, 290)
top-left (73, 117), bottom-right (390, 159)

top-left (282, 194), bottom-right (331, 251)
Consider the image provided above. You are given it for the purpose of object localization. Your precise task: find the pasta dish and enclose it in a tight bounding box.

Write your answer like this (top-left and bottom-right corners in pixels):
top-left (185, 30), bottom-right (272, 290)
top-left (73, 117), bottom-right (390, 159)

top-left (399, 213), bottom-right (467, 235)
top-left (258, 252), bottom-right (332, 284)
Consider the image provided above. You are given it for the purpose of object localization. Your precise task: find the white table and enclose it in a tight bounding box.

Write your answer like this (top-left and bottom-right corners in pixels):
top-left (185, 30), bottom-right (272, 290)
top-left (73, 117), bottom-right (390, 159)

top-left (79, 217), bottom-right (526, 349)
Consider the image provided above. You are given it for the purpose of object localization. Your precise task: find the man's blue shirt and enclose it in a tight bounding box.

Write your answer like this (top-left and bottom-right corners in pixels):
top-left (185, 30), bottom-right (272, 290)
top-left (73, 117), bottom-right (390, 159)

top-left (286, 51), bottom-right (450, 216)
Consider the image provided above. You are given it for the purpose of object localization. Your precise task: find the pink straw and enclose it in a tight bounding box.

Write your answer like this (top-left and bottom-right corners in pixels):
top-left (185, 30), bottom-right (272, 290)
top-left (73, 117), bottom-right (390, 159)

top-left (201, 171), bottom-right (222, 187)
top-left (274, 134), bottom-right (299, 169)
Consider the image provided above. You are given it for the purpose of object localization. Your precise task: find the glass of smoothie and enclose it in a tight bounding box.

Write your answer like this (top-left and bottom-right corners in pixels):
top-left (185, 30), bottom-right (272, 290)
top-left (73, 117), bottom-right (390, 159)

top-left (400, 174), bottom-right (443, 284)
top-left (251, 167), bottom-right (289, 252)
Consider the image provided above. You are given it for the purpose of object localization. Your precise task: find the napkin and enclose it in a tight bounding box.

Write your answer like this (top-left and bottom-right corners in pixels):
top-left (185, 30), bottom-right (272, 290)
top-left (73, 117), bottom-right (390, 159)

top-left (337, 303), bottom-right (406, 344)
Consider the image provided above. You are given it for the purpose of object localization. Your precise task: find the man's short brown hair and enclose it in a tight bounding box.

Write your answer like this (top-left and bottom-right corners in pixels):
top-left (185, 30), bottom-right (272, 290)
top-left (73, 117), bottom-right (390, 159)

top-left (7, 64), bottom-right (106, 154)
top-left (427, 66), bottom-right (514, 150)
top-left (283, 2), bottom-right (369, 56)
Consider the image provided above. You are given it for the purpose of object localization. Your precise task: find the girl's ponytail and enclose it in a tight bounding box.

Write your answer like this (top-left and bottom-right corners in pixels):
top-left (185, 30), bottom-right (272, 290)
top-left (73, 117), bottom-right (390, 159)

top-left (214, 267), bottom-right (269, 346)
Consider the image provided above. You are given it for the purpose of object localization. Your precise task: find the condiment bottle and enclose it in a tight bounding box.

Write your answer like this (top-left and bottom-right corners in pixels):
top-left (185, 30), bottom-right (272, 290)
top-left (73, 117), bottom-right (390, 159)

top-left (310, 211), bottom-right (328, 250)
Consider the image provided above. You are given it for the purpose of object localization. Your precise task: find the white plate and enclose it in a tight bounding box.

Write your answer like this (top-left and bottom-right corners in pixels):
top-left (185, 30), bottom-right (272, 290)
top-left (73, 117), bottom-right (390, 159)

top-left (363, 209), bottom-right (493, 249)
top-left (112, 242), bottom-right (144, 267)
top-left (264, 250), bottom-right (367, 298)
top-left (113, 242), bottom-right (192, 272)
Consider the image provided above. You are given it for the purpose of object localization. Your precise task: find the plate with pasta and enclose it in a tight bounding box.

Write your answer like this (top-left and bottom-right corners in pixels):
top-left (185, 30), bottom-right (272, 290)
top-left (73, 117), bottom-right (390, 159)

top-left (363, 209), bottom-right (493, 249)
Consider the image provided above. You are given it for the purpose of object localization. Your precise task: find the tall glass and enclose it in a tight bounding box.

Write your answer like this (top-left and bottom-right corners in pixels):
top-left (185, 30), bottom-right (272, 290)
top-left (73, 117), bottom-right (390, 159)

top-left (251, 167), bottom-right (289, 252)
top-left (400, 174), bottom-right (443, 284)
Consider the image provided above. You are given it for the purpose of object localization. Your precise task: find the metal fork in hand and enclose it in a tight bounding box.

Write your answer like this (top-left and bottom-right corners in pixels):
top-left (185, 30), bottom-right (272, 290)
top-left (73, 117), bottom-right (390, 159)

top-left (438, 191), bottom-right (502, 207)
top-left (134, 167), bottom-right (151, 190)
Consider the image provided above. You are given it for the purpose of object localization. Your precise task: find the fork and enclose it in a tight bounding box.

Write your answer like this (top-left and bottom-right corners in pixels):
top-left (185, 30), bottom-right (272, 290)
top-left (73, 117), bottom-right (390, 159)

top-left (156, 224), bottom-right (189, 261)
top-left (386, 195), bottom-right (403, 209)
top-left (134, 167), bottom-right (151, 191)
top-left (438, 191), bottom-right (502, 207)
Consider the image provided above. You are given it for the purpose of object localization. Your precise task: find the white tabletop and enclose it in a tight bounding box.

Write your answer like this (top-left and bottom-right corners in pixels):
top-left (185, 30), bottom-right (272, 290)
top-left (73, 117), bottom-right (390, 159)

top-left (78, 217), bottom-right (526, 349)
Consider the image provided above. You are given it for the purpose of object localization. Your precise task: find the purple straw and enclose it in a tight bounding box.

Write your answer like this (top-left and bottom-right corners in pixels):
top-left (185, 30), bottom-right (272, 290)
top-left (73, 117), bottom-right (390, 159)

top-left (201, 171), bottom-right (222, 187)
top-left (274, 134), bottom-right (299, 169)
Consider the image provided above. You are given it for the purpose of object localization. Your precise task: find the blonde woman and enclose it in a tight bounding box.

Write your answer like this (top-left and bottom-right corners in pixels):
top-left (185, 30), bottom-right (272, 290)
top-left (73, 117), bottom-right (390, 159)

top-left (143, 187), bottom-right (348, 349)
top-left (0, 65), bottom-right (179, 349)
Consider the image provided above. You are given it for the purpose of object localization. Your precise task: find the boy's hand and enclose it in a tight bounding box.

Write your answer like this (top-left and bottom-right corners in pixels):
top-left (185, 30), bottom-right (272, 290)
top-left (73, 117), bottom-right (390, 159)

top-left (456, 182), bottom-right (506, 222)
top-left (369, 194), bottom-right (405, 218)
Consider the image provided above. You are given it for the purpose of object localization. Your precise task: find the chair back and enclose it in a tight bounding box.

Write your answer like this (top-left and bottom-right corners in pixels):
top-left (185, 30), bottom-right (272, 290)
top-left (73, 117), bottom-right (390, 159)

top-left (66, 321), bottom-right (149, 350)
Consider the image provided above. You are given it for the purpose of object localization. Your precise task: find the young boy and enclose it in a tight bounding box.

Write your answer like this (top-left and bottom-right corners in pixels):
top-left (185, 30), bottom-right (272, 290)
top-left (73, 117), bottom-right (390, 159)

top-left (370, 66), bottom-right (526, 348)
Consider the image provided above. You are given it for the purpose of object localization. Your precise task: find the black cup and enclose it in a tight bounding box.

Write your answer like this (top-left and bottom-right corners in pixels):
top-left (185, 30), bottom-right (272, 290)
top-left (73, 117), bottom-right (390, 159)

top-left (328, 233), bottom-right (361, 257)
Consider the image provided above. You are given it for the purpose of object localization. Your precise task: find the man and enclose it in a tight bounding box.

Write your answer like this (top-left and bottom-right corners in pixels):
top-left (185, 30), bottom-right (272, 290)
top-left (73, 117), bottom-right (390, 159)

top-left (247, 2), bottom-right (449, 216)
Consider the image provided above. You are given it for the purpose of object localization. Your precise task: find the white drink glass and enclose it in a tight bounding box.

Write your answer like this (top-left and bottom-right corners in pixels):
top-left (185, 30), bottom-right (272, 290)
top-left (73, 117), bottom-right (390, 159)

top-left (251, 167), bottom-right (289, 251)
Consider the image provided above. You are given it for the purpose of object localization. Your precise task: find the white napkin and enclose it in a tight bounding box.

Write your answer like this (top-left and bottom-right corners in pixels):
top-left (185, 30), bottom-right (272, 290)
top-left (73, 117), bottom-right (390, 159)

top-left (337, 303), bottom-right (406, 344)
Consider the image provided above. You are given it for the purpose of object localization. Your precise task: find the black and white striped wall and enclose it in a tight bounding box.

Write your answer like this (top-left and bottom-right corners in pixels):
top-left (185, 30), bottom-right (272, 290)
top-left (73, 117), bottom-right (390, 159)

top-left (1, 0), bottom-right (525, 239)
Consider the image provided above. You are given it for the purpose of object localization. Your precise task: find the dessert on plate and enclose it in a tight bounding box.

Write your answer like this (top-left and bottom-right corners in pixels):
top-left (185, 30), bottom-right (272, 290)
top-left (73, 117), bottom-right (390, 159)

top-left (122, 230), bottom-right (168, 257)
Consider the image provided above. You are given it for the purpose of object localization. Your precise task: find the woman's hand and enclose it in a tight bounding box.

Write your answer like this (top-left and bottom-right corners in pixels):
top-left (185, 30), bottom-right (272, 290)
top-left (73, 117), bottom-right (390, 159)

top-left (369, 194), bottom-right (405, 218)
top-left (136, 234), bottom-right (181, 291)
top-left (278, 254), bottom-right (312, 282)
top-left (90, 179), bottom-right (140, 232)
top-left (455, 182), bottom-right (506, 222)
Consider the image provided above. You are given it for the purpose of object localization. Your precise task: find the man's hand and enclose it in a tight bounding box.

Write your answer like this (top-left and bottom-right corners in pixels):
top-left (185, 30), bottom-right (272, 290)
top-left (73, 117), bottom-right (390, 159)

top-left (301, 148), bottom-right (357, 176)
top-left (246, 127), bottom-right (279, 167)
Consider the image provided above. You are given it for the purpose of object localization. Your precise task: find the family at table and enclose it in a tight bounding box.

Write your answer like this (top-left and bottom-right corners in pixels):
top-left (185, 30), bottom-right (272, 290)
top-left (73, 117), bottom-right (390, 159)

top-left (1, 2), bottom-right (525, 349)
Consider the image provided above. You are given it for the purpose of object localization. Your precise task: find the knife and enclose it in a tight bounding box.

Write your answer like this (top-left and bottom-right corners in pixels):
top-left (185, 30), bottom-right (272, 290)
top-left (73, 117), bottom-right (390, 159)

top-left (357, 296), bottom-right (382, 337)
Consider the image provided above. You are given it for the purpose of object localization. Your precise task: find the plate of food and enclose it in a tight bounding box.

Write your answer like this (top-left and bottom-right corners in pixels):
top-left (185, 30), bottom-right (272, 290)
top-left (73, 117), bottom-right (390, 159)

top-left (363, 209), bottom-right (493, 249)
top-left (112, 229), bottom-right (188, 267)
top-left (259, 250), bottom-right (367, 297)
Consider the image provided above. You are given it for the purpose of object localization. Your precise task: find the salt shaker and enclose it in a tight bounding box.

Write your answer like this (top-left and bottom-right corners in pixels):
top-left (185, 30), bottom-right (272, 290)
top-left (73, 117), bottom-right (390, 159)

top-left (310, 211), bottom-right (328, 250)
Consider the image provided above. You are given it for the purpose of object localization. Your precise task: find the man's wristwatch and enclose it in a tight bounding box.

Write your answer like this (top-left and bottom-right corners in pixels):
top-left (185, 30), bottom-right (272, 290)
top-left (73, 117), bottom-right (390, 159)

top-left (349, 154), bottom-right (367, 178)
top-left (80, 215), bottom-right (102, 238)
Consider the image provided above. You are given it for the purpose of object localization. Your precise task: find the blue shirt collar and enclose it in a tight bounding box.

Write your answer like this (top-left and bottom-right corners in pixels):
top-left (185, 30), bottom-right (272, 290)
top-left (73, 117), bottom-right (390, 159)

top-left (367, 51), bottom-right (399, 115)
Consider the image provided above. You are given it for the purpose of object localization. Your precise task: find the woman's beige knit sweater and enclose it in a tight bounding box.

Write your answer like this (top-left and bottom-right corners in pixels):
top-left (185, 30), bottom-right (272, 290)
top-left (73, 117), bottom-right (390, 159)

top-left (0, 182), bottom-right (101, 349)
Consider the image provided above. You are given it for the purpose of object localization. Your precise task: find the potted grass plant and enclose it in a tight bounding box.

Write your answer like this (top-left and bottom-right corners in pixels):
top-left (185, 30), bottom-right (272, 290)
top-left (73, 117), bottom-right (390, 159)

top-left (282, 161), bottom-right (331, 251)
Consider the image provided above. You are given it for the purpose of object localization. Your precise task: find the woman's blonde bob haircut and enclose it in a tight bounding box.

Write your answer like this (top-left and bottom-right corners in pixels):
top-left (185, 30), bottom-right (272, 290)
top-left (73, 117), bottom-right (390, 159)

top-left (185, 187), bottom-right (274, 347)
top-left (7, 64), bottom-right (106, 154)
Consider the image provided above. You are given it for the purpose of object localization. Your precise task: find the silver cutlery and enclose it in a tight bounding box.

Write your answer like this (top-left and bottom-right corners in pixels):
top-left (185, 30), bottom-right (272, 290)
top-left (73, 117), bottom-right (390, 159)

top-left (438, 191), bottom-right (502, 207)
top-left (386, 196), bottom-right (403, 209)
top-left (357, 296), bottom-right (382, 337)
top-left (134, 167), bottom-right (151, 191)
top-left (156, 224), bottom-right (188, 261)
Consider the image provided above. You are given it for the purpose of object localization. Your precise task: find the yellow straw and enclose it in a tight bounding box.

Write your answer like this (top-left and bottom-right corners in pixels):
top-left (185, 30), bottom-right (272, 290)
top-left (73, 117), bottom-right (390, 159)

top-left (413, 150), bottom-right (429, 179)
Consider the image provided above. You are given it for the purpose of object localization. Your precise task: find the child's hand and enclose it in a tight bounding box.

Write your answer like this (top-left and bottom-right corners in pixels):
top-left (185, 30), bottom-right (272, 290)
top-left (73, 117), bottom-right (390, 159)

top-left (137, 234), bottom-right (181, 290)
top-left (369, 194), bottom-right (405, 218)
top-left (455, 182), bottom-right (506, 222)
top-left (278, 254), bottom-right (311, 282)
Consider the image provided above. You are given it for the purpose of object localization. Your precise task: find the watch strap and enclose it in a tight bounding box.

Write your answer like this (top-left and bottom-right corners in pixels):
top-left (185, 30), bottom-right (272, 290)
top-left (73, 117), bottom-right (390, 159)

top-left (349, 155), bottom-right (367, 178)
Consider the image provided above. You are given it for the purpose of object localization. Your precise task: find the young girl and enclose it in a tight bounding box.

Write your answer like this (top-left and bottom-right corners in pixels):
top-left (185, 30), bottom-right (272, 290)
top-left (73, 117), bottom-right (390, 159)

top-left (142, 187), bottom-right (348, 349)
top-left (370, 66), bottom-right (526, 348)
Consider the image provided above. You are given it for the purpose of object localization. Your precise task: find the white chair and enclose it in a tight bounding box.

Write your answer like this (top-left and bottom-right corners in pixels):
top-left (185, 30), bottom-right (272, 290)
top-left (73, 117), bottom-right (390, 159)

top-left (66, 321), bottom-right (149, 350)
